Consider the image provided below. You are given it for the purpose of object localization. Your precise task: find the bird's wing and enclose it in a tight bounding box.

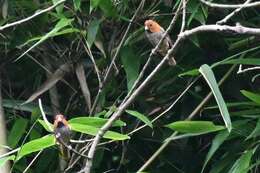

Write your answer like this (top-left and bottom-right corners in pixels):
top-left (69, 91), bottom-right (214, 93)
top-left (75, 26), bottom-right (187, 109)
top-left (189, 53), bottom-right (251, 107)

top-left (160, 27), bottom-right (173, 47)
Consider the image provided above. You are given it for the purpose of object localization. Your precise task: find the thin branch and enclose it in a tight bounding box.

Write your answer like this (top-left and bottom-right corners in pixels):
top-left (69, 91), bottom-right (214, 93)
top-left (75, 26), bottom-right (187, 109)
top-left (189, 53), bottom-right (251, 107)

top-left (102, 0), bottom-right (145, 86)
top-left (0, 0), bottom-right (66, 31)
top-left (121, 57), bottom-right (152, 104)
top-left (81, 37), bottom-right (102, 115)
top-left (38, 99), bottom-right (53, 132)
top-left (179, 24), bottom-right (260, 38)
top-left (237, 65), bottom-right (260, 74)
top-left (82, 39), bottom-right (102, 89)
top-left (200, 0), bottom-right (260, 9)
top-left (217, 0), bottom-right (253, 25)
top-left (70, 139), bottom-right (93, 144)
top-left (180, 0), bottom-right (186, 32)
top-left (0, 148), bottom-right (20, 159)
top-left (128, 76), bottom-right (199, 135)
top-left (22, 150), bottom-right (43, 173)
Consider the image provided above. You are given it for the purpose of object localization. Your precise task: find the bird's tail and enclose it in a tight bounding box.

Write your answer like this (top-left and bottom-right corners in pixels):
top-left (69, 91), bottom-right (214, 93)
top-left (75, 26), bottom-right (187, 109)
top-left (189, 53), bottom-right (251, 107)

top-left (59, 145), bottom-right (70, 171)
top-left (167, 55), bottom-right (176, 66)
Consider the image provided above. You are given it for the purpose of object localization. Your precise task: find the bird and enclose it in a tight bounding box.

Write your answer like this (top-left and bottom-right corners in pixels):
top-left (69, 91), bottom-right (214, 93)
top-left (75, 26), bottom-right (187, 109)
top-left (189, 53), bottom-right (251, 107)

top-left (53, 114), bottom-right (71, 159)
top-left (144, 19), bottom-right (176, 66)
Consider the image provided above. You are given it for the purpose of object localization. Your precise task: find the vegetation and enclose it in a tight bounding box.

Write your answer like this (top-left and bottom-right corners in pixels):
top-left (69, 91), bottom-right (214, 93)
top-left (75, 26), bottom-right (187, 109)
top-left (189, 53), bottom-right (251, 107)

top-left (0, 0), bottom-right (260, 172)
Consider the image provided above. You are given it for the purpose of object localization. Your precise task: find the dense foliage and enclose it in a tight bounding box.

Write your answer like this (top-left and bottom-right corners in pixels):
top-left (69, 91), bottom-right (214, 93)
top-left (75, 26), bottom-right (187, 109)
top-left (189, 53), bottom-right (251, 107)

top-left (0, 0), bottom-right (260, 173)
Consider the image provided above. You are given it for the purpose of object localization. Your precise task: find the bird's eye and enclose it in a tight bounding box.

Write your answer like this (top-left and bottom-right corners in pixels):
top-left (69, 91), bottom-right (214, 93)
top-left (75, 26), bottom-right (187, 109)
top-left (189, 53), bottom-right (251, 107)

top-left (149, 24), bottom-right (152, 27)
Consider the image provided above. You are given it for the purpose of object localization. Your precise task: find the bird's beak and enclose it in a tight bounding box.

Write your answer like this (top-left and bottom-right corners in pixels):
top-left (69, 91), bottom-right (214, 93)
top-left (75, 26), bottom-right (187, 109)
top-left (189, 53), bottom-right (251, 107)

top-left (145, 25), bottom-right (149, 30)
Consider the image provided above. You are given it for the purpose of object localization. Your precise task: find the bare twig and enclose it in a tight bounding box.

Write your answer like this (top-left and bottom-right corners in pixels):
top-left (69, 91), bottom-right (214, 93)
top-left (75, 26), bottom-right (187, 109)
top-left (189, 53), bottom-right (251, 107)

top-left (128, 76), bottom-right (200, 135)
top-left (180, 0), bottom-right (186, 32)
top-left (237, 65), bottom-right (260, 74)
top-left (0, 148), bottom-right (20, 159)
top-left (179, 24), bottom-right (260, 38)
top-left (82, 39), bottom-right (102, 89)
top-left (200, 0), bottom-right (260, 9)
top-left (22, 150), bottom-right (43, 173)
top-left (80, 37), bottom-right (102, 115)
top-left (0, 0), bottom-right (66, 31)
top-left (102, 0), bottom-right (145, 86)
top-left (217, 0), bottom-right (252, 25)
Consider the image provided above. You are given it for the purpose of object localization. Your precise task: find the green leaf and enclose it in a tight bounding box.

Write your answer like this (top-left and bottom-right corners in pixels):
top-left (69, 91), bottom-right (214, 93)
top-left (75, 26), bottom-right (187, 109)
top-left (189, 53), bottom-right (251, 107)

top-left (241, 90), bottom-right (260, 105)
top-left (178, 68), bottom-right (199, 77)
top-left (120, 46), bottom-right (140, 91)
top-left (7, 118), bottom-right (28, 148)
top-left (52, 0), bottom-right (64, 15)
top-left (87, 19), bottom-right (100, 47)
top-left (0, 155), bottom-right (15, 168)
top-left (212, 45), bottom-right (260, 68)
top-left (17, 135), bottom-right (56, 160)
top-left (209, 154), bottom-right (237, 173)
top-left (187, 2), bottom-right (206, 25)
top-left (205, 101), bottom-right (259, 110)
top-left (70, 123), bottom-right (130, 140)
top-left (227, 149), bottom-right (254, 173)
top-left (228, 36), bottom-right (255, 50)
top-left (16, 18), bottom-right (73, 61)
top-left (68, 117), bottom-right (126, 127)
top-left (98, 0), bottom-right (117, 17)
top-left (165, 133), bottom-right (211, 142)
top-left (166, 121), bottom-right (225, 134)
top-left (246, 118), bottom-right (260, 139)
top-left (21, 28), bottom-right (80, 47)
top-left (219, 58), bottom-right (260, 66)
top-left (202, 130), bottom-right (230, 172)
top-left (124, 27), bottom-right (145, 46)
top-left (199, 64), bottom-right (232, 132)
top-left (73, 0), bottom-right (81, 11)
top-left (2, 99), bottom-right (51, 114)
top-left (126, 110), bottom-right (153, 128)
top-left (38, 119), bottom-right (54, 132)
top-left (90, 0), bottom-right (101, 13)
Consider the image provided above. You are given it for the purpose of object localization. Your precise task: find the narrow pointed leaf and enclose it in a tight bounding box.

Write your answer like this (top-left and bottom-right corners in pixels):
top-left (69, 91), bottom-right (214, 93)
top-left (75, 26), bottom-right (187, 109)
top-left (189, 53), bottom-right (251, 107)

top-left (126, 110), bottom-right (153, 128)
top-left (241, 90), bottom-right (260, 105)
top-left (166, 121), bottom-right (225, 134)
top-left (17, 135), bottom-right (55, 160)
top-left (68, 117), bottom-right (126, 127)
top-left (70, 123), bottom-right (130, 140)
top-left (199, 64), bottom-right (232, 132)
top-left (202, 130), bottom-right (230, 172)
